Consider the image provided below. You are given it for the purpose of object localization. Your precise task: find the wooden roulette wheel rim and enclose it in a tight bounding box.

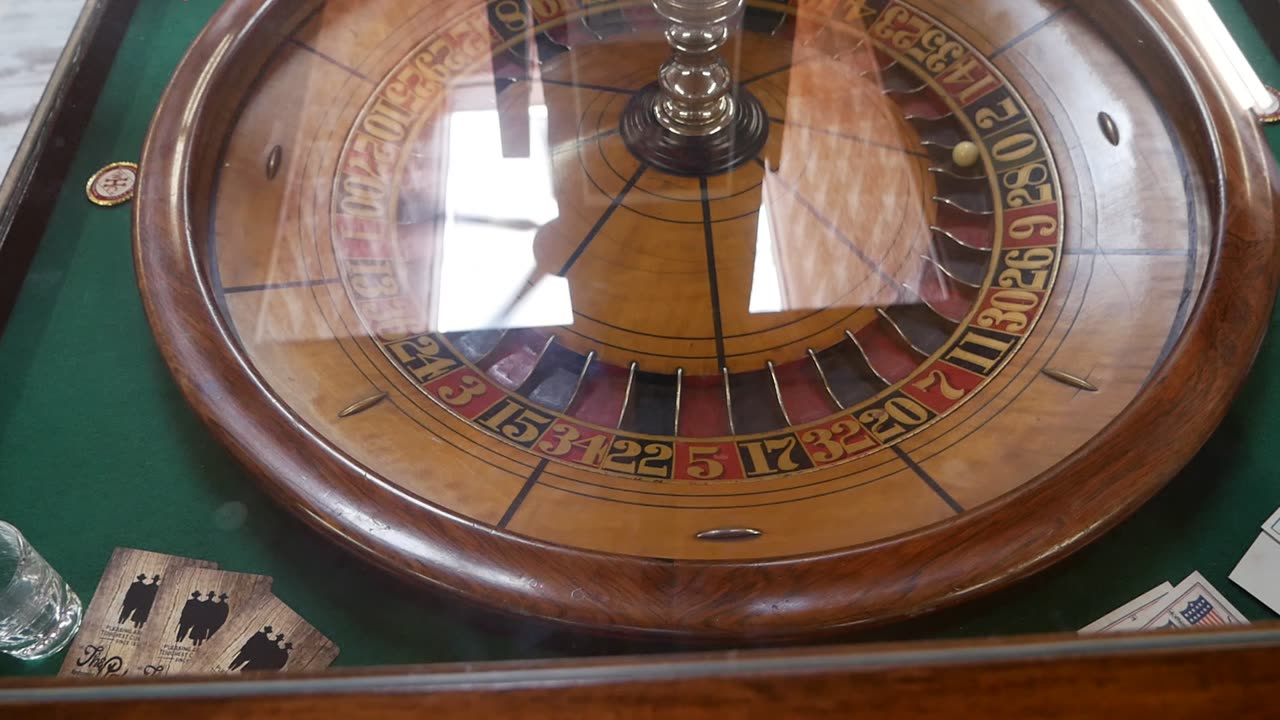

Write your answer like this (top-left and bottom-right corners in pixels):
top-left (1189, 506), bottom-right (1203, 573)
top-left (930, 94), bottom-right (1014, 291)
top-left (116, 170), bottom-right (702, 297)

top-left (134, 0), bottom-right (1280, 639)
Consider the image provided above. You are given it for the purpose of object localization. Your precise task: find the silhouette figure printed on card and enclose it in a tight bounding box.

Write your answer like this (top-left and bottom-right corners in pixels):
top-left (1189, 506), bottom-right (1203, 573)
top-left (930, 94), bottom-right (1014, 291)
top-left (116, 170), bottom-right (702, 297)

top-left (200, 592), bottom-right (231, 646)
top-left (117, 573), bottom-right (162, 628)
top-left (229, 627), bottom-right (291, 671)
top-left (175, 590), bottom-right (231, 646)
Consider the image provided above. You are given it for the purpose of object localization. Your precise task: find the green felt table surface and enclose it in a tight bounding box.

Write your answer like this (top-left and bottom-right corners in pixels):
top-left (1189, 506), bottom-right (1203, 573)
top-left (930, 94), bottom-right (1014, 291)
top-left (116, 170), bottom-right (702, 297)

top-left (2, 0), bottom-right (1279, 679)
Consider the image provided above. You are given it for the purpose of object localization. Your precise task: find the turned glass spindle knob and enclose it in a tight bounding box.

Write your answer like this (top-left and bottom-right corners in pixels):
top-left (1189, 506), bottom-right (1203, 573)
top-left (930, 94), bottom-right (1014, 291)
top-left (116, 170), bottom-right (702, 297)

top-left (619, 0), bottom-right (768, 175)
top-left (652, 0), bottom-right (743, 137)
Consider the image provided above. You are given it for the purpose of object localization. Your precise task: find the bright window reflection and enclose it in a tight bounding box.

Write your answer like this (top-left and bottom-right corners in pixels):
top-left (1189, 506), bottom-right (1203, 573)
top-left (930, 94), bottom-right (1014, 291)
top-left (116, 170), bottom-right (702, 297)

top-left (433, 102), bottom-right (573, 333)
top-left (748, 177), bottom-right (784, 314)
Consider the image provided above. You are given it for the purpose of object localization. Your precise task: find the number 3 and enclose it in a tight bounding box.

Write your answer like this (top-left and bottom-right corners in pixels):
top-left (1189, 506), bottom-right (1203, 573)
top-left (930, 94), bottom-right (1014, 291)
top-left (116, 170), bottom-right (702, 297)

top-left (437, 375), bottom-right (486, 407)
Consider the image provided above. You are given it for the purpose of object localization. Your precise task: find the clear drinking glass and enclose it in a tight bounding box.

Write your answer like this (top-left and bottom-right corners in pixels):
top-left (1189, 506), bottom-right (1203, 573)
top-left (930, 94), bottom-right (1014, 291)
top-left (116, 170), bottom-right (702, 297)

top-left (0, 521), bottom-right (81, 660)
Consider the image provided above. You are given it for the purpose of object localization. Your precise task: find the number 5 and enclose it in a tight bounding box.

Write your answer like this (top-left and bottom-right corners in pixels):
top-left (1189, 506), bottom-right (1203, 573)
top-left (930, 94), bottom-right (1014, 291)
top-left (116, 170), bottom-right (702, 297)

top-left (686, 446), bottom-right (725, 480)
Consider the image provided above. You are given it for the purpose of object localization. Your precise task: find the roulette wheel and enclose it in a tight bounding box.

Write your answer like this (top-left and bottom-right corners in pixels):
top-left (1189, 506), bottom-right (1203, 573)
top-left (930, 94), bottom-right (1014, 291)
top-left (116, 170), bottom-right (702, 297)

top-left (132, 0), bottom-right (1280, 639)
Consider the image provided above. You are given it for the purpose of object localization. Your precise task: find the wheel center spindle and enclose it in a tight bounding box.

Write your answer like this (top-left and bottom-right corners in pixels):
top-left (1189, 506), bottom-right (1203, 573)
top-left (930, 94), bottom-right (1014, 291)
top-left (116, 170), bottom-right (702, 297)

top-left (652, 0), bottom-right (743, 137)
top-left (620, 0), bottom-right (768, 175)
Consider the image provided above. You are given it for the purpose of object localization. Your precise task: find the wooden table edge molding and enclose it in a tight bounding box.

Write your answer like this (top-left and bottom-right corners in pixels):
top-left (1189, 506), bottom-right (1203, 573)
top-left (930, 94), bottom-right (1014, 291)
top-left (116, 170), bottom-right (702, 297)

top-left (2, 625), bottom-right (1280, 718)
top-left (0, 0), bottom-right (139, 333)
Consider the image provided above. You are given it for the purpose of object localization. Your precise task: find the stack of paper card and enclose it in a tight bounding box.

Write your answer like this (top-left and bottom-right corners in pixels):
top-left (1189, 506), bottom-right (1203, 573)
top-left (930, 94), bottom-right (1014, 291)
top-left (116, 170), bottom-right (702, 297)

top-left (57, 548), bottom-right (338, 679)
top-left (1079, 571), bottom-right (1249, 634)
top-left (1230, 506), bottom-right (1280, 616)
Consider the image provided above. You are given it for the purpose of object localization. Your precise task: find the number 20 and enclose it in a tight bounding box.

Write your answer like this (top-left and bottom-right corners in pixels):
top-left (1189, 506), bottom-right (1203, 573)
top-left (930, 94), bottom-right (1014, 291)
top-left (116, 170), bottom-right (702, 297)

top-left (859, 398), bottom-right (931, 442)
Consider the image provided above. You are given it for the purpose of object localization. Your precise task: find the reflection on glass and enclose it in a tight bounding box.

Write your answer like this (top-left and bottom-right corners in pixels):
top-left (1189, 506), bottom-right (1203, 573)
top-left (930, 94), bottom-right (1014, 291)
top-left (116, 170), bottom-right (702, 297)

top-left (427, 99), bottom-right (571, 333)
top-left (748, 179), bottom-right (783, 314)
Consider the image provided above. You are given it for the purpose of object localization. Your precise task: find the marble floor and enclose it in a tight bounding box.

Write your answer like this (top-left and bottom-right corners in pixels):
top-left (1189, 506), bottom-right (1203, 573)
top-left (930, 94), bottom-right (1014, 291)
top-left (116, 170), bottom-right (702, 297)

top-left (0, 0), bottom-right (86, 183)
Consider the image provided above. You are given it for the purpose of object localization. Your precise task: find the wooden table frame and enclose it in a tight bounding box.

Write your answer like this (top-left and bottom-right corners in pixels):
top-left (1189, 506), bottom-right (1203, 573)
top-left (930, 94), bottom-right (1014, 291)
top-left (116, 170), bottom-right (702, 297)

top-left (1, 0), bottom-right (1279, 715)
top-left (0, 0), bottom-right (139, 333)
top-left (3, 626), bottom-right (1280, 718)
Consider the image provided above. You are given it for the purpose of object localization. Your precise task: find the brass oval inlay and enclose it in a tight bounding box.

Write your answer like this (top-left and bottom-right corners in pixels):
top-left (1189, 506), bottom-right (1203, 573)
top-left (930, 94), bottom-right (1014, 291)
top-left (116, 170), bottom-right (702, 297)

top-left (339, 392), bottom-right (388, 418)
top-left (696, 528), bottom-right (763, 542)
top-left (265, 144), bottom-right (283, 180)
top-left (1098, 112), bottom-right (1120, 146)
top-left (1042, 369), bottom-right (1099, 393)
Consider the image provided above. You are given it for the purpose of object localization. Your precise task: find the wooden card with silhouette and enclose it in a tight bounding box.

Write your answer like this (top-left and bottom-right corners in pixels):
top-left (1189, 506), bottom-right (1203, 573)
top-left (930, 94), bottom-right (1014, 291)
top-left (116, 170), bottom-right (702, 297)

top-left (184, 594), bottom-right (338, 674)
top-left (131, 565), bottom-right (272, 677)
top-left (58, 548), bottom-right (216, 679)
